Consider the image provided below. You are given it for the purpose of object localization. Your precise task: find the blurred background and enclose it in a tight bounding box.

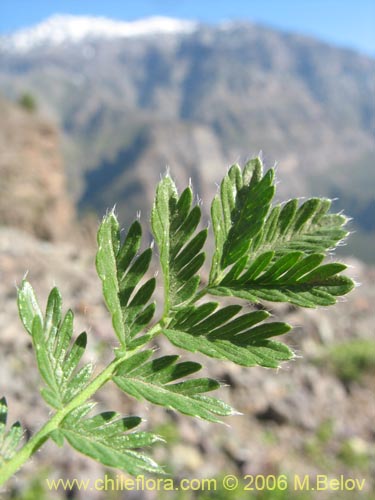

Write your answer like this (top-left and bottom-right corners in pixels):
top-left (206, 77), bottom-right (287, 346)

top-left (0, 1), bottom-right (374, 499)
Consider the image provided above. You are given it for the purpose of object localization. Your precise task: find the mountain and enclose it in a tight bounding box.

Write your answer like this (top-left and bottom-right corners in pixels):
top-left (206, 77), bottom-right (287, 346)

top-left (1, 15), bottom-right (197, 51)
top-left (0, 16), bottom-right (373, 260)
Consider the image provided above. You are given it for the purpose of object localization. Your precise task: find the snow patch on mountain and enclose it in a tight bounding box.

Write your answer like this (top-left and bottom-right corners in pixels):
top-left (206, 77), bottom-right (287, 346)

top-left (1, 14), bottom-right (198, 51)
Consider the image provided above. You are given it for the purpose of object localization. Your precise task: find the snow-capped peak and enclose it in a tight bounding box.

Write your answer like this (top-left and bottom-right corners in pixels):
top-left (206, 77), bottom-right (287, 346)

top-left (2, 14), bottom-right (198, 51)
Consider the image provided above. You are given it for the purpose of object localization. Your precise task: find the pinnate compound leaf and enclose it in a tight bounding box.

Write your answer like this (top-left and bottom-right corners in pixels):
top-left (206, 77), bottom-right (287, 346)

top-left (96, 212), bottom-right (155, 349)
top-left (60, 406), bottom-right (164, 476)
top-left (209, 160), bottom-right (354, 307)
top-left (17, 282), bottom-right (92, 409)
top-left (151, 175), bottom-right (206, 313)
top-left (96, 212), bottom-right (125, 344)
top-left (210, 253), bottom-right (354, 308)
top-left (210, 159), bottom-right (275, 282)
top-left (113, 351), bottom-right (234, 422)
top-left (0, 398), bottom-right (23, 464)
top-left (163, 303), bottom-right (293, 368)
top-left (242, 196), bottom-right (350, 262)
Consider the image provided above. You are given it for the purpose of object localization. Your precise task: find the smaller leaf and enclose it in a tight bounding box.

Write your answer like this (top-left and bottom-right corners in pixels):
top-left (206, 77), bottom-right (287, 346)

top-left (96, 212), bottom-right (126, 345)
top-left (174, 276), bottom-right (200, 305)
top-left (17, 280), bottom-right (43, 335)
top-left (119, 249), bottom-right (152, 304)
top-left (114, 353), bottom-right (235, 422)
top-left (117, 221), bottom-right (142, 271)
top-left (209, 158), bottom-right (275, 282)
top-left (164, 304), bottom-right (293, 368)
top-left (61, 407), bottom-right (164, 476)
top-left (63, 332), bottom-right (87, 381)
top-left (151, 175), bottom-right (206, 311)
top-left (40, 388), bottom-right (61, 409)
top-left (32, 316), bottom-right (56, 388)
top-left (54, 310), bottom-right (74, 365)
top-left (281, 254), bottom-right (325, 281)
top-left (116, 350), bottom-right (154, 376)
top-left (44, 287), bottom-right (62, 346)
top-left (127, 333), bottom-right (154, 350)
top-left (17, 283), bottom-right (91, 409)
top-left (293, 198), bottom-right (322, 232)
top-left (210, 254), bottom-right (354, 308)
top-left (130, 303), bottom-right (156, 338)
top-left (64, 363), bottom-right (94, 402)
top-left (0, 398), bottom-right (23, 464)
top-left (164, 328), bottom-right (293, 369)
top-left (50, 429), bottom-right (65, 447)
top-left (96, 213), bottom-right (155, 348)
top-left (298, 263), bottom-right (347, 282)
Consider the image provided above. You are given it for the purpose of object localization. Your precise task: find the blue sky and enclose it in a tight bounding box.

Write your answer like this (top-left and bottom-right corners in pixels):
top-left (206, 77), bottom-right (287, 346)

top-left (0, 0), bottom-right (374, 56)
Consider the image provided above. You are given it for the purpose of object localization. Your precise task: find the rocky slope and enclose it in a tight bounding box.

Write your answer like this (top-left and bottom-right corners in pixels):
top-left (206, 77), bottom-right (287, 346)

top-left (0, 226), bottom-right (374, 500)
top-left (0, 96), bottom-right (75, 241)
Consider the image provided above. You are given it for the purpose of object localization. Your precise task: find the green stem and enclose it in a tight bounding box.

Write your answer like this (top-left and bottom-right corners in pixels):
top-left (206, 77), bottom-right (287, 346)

top-left (0, 353), bottom-right (130, 487)
top-left (146, 323), bottom-right (163, 339)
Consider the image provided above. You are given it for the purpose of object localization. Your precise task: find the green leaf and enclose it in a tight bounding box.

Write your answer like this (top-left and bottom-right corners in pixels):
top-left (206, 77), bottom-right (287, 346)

top-left (151, 176), bottom-right (206, 314)
top-left (210, 254), bottom-right (354, 308)
top-left (208, 159), bottom-right (354, 307)
top-left (210, 159), bottom-right (275, 282)
top-left (163, 303), bottom-right (293, 368)
top-left (17, 280), bottom-right (43, 335)
top-left (249, 197), bottom-right (349, 258)
top-left (61, 406), bottom-right (164, 476)
top-left (17, 283), bottom-right (92, 409)
top-left (0, 398), bottom-right (23, 464)
top-left (96, 213), bottom-right (126, 345)
top-left (96, 213), bottom-right (155, 349)
top-left (114, 352), bottom-right (234, 422)
top-left (44, 287), bottom-right (62, 349)
top-left (50, 429), bottom-right (65, 447)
